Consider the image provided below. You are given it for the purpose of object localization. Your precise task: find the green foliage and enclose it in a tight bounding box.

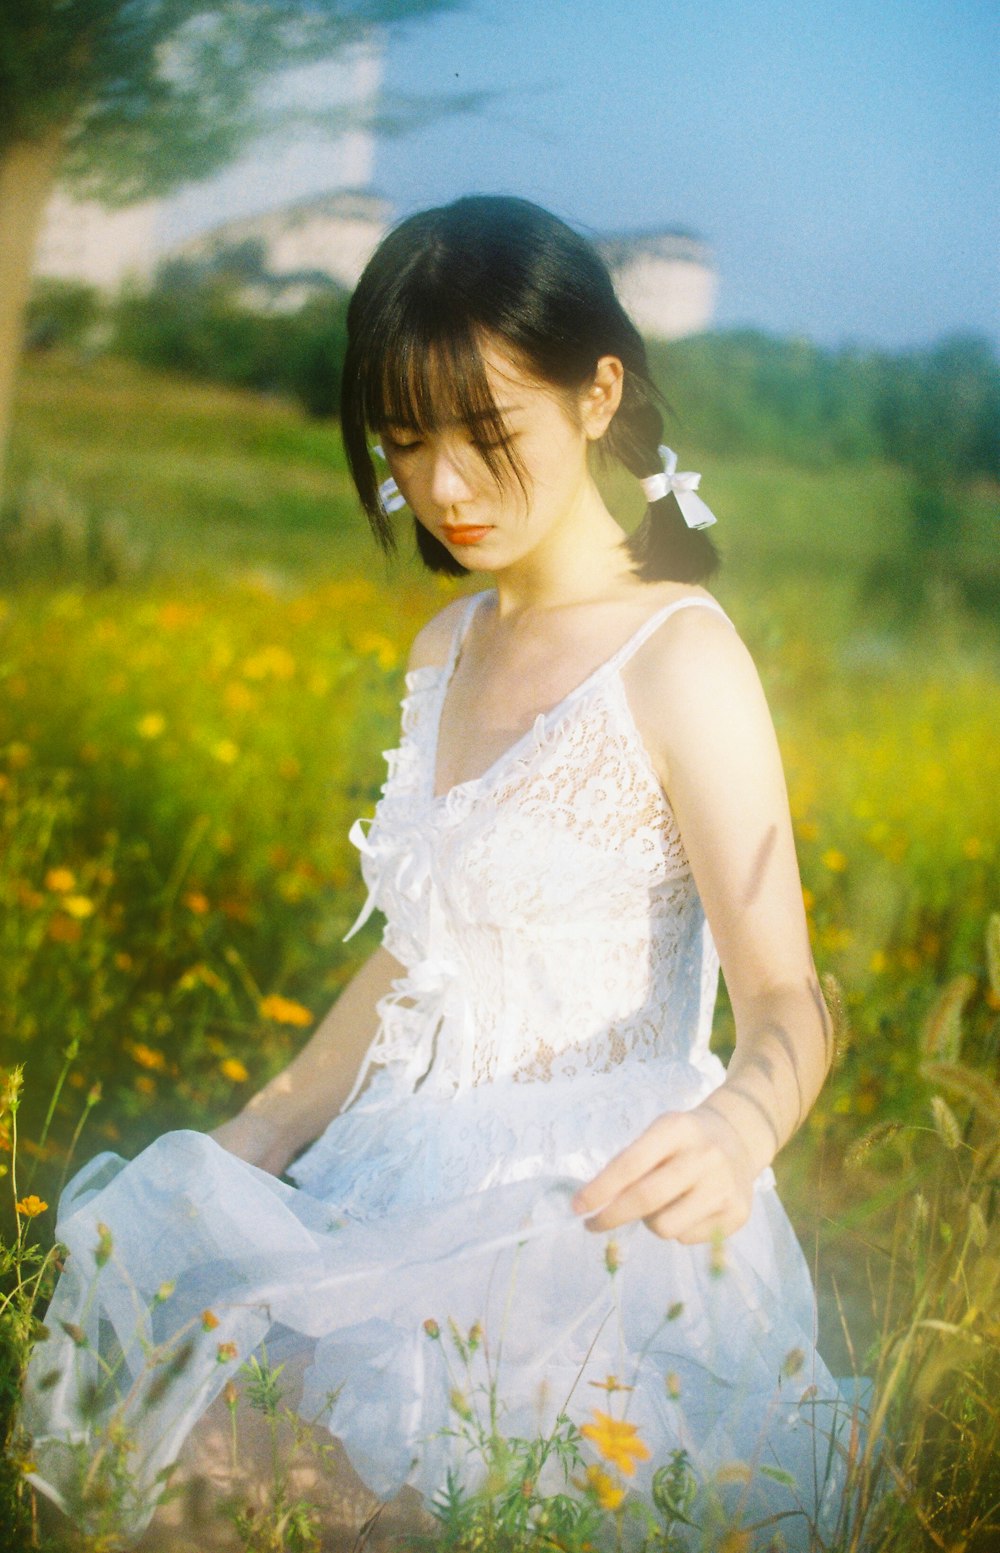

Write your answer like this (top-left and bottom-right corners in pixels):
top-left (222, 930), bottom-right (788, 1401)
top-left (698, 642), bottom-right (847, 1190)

top-left (0, 1), bottom-right (471, 199)
top-left (109, 272), bottom-right (350, 419)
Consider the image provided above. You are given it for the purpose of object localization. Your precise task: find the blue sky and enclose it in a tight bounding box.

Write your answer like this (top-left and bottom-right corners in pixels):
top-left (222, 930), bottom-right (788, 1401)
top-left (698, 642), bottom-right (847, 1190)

top-left (165, 0), bottom-right (999, 351)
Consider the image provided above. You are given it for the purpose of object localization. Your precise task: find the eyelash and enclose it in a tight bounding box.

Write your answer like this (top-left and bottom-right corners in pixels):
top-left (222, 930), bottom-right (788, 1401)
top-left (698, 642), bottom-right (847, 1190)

top-left (382, 436), bottom-right (512, 455)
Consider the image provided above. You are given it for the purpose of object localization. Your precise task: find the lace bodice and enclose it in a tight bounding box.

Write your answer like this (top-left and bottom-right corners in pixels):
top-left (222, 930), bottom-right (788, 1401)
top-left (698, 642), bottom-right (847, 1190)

top-left (341, 592), bottom-right (736, 1110)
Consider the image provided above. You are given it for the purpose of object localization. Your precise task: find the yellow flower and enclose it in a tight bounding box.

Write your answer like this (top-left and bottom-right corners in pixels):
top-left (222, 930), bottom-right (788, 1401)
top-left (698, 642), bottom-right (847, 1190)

top-left (219, 1057), bottom-right (249, 1083)
top-left (869, 950), bottom-right (888, 974)
top-left (580, 1410), bottom-right (651, 1477)
top-left (137, 712), bottom-right (166, 739)
top-left (211, 739), bottom-right (239, 765)
top-left (588, 1375), bottom-right (634, 1394)
top-left (259, 994), bottom-right (313, 1027)
top-left (821, 848), bottom-right (848, 873)
top-left (15, 1195), bottom-right (48, 1218)
top-left (584, 1464), bottom-right (626, 1510)
top-left (62, 894), bottom-right (95, 919)
top-left (962, 836), bottom-right (983, 859)
top-left (182, 891), bottom-right (210, 915)
top-left (44, 867), bottom-right (76, 893)
top-left (801, 886), bottom-right (815, 912)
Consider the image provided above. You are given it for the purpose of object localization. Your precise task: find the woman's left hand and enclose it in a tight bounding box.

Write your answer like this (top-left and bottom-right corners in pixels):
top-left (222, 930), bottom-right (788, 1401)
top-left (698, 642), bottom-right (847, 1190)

top-left (570, 1105), bottom-right (756, 1243)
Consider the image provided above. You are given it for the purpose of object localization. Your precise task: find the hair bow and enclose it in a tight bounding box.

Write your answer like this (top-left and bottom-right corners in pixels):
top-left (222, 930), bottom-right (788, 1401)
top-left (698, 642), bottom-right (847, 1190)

top-left (638, 446), bottom-right (718, 529)
top-left (371, 442), bottom-right (407, 513)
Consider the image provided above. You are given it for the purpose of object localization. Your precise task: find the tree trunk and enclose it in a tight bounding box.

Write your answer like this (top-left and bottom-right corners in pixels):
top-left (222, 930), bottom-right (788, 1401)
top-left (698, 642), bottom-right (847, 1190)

top-left (0, 128), bottom-right (66, 511)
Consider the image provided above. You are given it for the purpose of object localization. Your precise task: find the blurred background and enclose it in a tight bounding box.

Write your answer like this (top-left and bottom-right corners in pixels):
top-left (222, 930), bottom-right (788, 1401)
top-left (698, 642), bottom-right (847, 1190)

top-left (1, 4), bottom-right (999, 1545)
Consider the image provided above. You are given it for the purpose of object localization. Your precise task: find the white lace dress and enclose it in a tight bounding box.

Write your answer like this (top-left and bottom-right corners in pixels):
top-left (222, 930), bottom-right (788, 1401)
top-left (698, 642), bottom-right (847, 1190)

top-left (23, 592), bottom-right (859, 1547)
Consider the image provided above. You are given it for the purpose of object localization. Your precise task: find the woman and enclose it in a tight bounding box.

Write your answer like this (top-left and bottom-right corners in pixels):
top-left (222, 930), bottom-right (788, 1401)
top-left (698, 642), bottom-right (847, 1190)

top-left (23, 195), bottom-right (858, 1550)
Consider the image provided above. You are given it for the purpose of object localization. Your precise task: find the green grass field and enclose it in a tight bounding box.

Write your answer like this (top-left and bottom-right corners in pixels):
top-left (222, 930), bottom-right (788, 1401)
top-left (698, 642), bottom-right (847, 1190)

top-left (1, 352), bottom-right (998, 1551)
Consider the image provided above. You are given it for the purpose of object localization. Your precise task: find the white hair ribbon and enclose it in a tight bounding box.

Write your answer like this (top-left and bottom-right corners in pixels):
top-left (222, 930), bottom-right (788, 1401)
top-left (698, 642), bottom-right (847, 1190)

top-left (638, 445), bottom-right (718, 529)
top-left (371, 442), bottom-right (407, 513)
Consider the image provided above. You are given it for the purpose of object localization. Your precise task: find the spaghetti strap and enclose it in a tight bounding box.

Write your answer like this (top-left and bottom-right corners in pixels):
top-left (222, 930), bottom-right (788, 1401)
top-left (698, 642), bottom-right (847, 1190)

top-left (605, 595), bottom-right (734, 675)
top-left (441, 591), bottom-right (490, 683)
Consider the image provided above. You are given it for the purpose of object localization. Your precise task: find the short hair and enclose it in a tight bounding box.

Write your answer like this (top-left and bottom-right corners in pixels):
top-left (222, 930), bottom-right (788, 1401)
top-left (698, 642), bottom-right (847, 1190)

top-left (340, 194), bottom-right (720, 582)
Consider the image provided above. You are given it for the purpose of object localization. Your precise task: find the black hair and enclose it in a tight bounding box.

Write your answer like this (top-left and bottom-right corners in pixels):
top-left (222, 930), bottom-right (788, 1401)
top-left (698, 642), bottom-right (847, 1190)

top-left (340, 194), bottom-right (720, 582)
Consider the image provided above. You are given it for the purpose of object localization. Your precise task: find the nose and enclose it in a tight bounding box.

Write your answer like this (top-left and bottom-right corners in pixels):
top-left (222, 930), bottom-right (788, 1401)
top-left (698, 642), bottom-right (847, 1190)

top-left (429, 444), bottom-right (475, 508)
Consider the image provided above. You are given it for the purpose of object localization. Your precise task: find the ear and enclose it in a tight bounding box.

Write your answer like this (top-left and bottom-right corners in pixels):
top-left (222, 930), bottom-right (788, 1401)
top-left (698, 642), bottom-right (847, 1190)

top-left (579, 355), bottom-right (625, 440)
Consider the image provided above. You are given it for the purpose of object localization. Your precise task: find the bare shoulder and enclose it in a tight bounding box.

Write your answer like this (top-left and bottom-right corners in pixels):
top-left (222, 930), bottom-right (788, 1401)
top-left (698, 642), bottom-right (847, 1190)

top-left (624, 590), bottom-right (770, 760)
top-left (406, 592), bottom-right (482, 674)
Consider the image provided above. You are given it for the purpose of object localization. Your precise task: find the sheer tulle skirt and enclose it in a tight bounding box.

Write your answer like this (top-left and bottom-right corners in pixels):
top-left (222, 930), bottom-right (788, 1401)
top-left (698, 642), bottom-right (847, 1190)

top-left (23, 1064), bottom-right (862, 1548)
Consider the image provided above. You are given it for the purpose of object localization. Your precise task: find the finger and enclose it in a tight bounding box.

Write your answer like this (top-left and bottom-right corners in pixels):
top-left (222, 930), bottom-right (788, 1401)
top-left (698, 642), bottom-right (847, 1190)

top-left (671, 1197), bottom-right (752, 1245)
top-left (643, 1182), bottom-right (727, 1243)
top-left (572, 1112), bottom-right (696, 1216)
top-left (582, 1154), bottom-right (704, 1234)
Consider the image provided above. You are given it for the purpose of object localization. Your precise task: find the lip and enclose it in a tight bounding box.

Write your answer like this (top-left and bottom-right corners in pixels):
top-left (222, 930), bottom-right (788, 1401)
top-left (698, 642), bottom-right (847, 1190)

top-left (441, 525), bottom-right (493, 545)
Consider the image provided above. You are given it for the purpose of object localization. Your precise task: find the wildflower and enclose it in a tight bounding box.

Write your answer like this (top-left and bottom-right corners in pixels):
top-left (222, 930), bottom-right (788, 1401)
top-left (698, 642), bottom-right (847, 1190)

top-left (422, 1318), bottom-right (440, 1339)
top-left (183, 891), bottom-right (210, 914)
top-left (665, 1372), bottom-right (682, 1399)
top-left (219, 1057), bottom-right (249, 1083)
top-left (801, 886), bottom-right (815, 912)
top-left (467, 1321), bottom-right (483, 1351)
top-left (114, 951), bottom-right (134, 970)
top-left (581, 1410), bottom-right (651, 1477)
top-left (449, 1388), bottom-right (472, 1421)
top-left (821, 847), bottom-right (848, 873)
top-left (216, 1342), bottom-right (239, 1363)
top-left (604, 1239), bottom-right (621, 1275)
top-left (15, 1195), bottom-right (47, 1218)
top-left (588, 1375), bottom-right (634, 1394)
top-left (259, 994), bottom-right (313, 1027)
top-left (135, 1075), bottom-right (156, 1097)
top-left (781, 1347), bottom-right (805, 1379)
top-left (869, 950), bottom-right (888, 974)
top-left (129, 1043), bottom-right (167, 1072)
top-left (47, 914), bottom-right (82, 943)
top-left (154, 1281), bottom-right (175, 1304)
top-left (44, 867), bottom-right (76, 892)
top-left (223, 1380), bottom-right (239, 1409)
top-left (583, 1464), bottom-right (626, 1510)
top-left (94, 1223), bottom-right (113, 1268)
top-left (201, 1310), bottom-right (220, 1331)
top-left (137, 713), bottom-right (166, 739)
top-left (962, 836), bottom-right (983, 860)
top-left (62, 894), bottom-right (95, 918)
top-left (212, 739), bottom-right (239, 765)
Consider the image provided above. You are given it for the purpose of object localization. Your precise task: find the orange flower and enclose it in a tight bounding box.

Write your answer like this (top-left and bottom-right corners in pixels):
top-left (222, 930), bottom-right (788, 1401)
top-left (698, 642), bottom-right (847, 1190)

top-left (183, 891), bottom-right (210, 915)
top-left (15, 1195), bottom-right (48, 1218)
top-left (216, 1342), bottom-right (238, 1362)
top-left (201, 1310), bottom-right (220, 1331)
top-left (259, 994), bottom-right (313, 1027)
top-left (44, 867), bottom-right (76, 892)
top-left (580, 1410), bottom-right (650, 1477)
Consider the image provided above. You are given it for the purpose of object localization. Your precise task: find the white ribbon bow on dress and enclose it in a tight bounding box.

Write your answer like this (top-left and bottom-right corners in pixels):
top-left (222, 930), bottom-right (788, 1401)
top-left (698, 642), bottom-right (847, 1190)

top-left (638, 445), bottom-right (718, 529)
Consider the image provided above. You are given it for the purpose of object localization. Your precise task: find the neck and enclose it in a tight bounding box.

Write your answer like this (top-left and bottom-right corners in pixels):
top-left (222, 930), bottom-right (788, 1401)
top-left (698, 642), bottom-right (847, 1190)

top-left (490, 478), bottom-right (636, 617)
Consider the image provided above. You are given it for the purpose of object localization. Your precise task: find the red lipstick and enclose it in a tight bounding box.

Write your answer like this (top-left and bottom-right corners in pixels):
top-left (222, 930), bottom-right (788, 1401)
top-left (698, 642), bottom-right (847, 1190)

top-left (441, 525), bottom-right (492, 546)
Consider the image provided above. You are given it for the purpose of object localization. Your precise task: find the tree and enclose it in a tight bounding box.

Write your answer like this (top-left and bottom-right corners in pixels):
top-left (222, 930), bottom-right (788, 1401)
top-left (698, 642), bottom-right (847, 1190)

top-left (0, 0), bottom-right (476, 506)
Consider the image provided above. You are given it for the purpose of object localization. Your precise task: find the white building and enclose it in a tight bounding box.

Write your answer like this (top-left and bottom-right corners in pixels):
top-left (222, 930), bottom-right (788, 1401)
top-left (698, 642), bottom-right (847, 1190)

top-left (32, 188), bottom-right (159, 292)
top-left (164, 188), bottom-right (392, 311)
top-left (597, 230), bottom-right (717, 340)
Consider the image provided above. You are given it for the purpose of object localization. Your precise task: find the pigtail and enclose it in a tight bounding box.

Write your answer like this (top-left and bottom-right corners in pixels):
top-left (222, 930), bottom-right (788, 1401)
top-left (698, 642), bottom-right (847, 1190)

top-left (604, 369), bottom-right (722, 584)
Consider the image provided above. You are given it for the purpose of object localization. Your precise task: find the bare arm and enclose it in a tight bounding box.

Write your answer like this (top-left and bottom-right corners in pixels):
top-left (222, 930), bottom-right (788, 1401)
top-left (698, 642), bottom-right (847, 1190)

top-left (210, 945), bottom-right (404, 1175)
top-left (572, 603), bottom-right (833, 1241)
